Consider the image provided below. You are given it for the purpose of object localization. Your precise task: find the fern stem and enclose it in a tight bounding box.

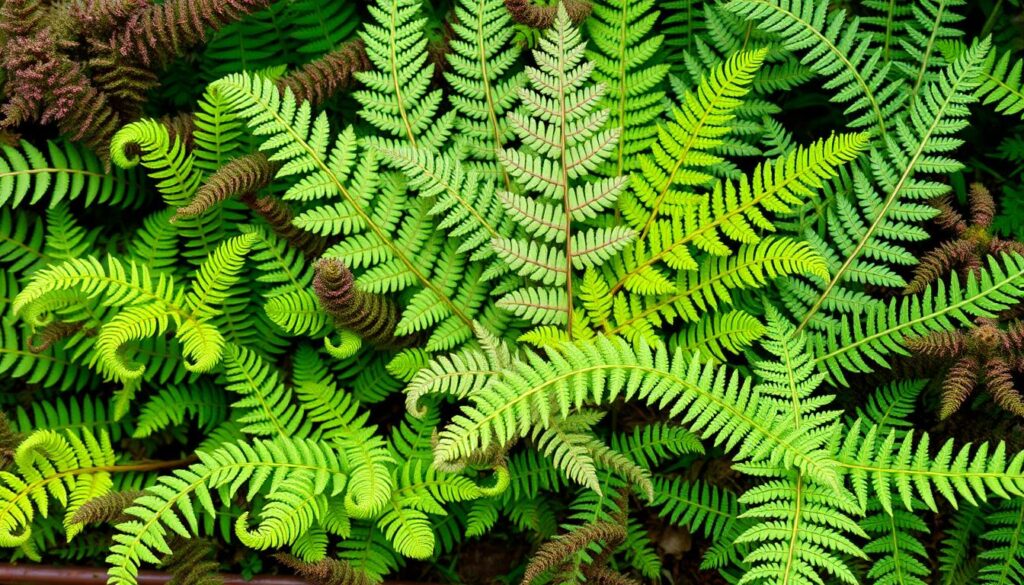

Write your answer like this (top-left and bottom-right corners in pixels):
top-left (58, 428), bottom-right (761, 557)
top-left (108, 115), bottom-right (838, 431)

top-left (387, 0), bottom-right (417, 147)
top-left (781, 473), bottom-right (803, 585)
top-left (909, 0), bottom-right (950, 99)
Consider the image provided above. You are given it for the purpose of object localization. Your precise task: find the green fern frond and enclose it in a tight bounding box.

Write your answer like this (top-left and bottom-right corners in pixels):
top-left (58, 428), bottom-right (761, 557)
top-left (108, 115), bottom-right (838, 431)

top-left (0, 429), bottom-right (117, 546)
top-left (651, 477), bottom-right (741, 541)
top-left (213, 72), bottom-right (483, 346)
top-left (611, 133), bottom-right (868, 300)
top-left (133, 382), bottom-right (228, 438)
top-left (812, 253), bottom-right (1024, 384)
top-left (494, 4), bottom-right (635, 339)
top-left (432, 335), bottom-right (843, 491)
top-left (861, 497), bottom-right (930, 585)
top-left (620, 48), bottom-right (766, 236)
top-left (586, 0), bottom-right (669, 177)
top-left (898, 0), bottom-right (966, 96)
top-left (941, 40), bottom-right (1024, 120)
top-left (355, 0), bottom-right (452, 149)
top-left (669, 310), bottom-right (766, 363)
top-left (836, 418), bottom-right (1024, 513)
top-left (106, 437), bottom-right (348, 585)
top-left (726, 0), bottom-right (907, 139)
top-left (792, 38), bottom-right (991, 332)
top-left (446, 0), bottom-right (523, 177)
top-left (1, 139), bottom-right (139, 209)
top-left (735, 469), bottom-right (867, 585)
top-left (978, 499), bottom-right (1024, 584)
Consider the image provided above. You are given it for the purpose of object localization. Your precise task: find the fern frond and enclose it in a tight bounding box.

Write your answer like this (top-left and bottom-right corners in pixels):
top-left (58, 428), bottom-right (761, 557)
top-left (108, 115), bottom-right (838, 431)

top-left (1, 139), bottom-right (138, 209)
top-left (446, 0), bottom-right (523, 177)
top-left (620, 48), bottom-right (766, 236)
top-left (496, 5), bottom-right (635, 339)
top-left (812, 253), bottom-right (1024, 384)
top-left (355, 0), bottom-right (452, 149)
top-left (433, 335), bottom-right (843, 491)
top-left (792, 38), bottom-right (991, 331)
top-left (106, 437), bottom-right (347, 585)
top-left (586, 0), bottom-right (669, 177)
top-left (726, 0), bottom-right (907, 138)
top-left (735, 470), bottom-right (867, 585)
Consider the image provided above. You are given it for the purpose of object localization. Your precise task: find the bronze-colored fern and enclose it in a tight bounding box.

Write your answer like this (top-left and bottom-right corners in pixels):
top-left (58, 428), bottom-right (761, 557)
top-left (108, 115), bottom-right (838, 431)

top-left (240, 193), bottom-right (328, 260)
top-left (27, 321), bottom-right (84, 353)
top-left (174, 153), bottom-right (282, 220)
top-left (161, 538), bottom-right (223, 585)
top-left (905, 183), bottom-right (1024, 294)
top-left (313, 259), bottom-right (421, 349)
top-left (521, 494), bottom-right (638, 585)
top-left (0, 0), bottom-right (267, 160)
top-left (107, 0), bottom-right (272, 66)
top-left (907, 317), bottom-right (1024, 418)
top-left (72, 490), bottom-right (146, 525)
top-left (274, 553), bottom-right (373, 585)
top-left (504, 0), bottom-right (592, 29)
top-left (278, 38), bottom-right (371, 105)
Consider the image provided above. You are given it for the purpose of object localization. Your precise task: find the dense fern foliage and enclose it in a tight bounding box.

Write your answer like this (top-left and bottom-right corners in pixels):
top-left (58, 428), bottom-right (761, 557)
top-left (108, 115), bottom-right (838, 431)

top-left (3, 0), bottom-right (1024, 583)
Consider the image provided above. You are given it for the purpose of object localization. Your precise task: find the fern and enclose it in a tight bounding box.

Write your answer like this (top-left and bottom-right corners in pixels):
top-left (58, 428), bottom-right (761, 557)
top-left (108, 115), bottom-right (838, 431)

top-left (492, 5), bottom-right (634, 339)
top-left (978, 499), bottom-right (1024, 584)
top-left (355, 0), bottom-right (452, 149)
top-left (791, 38), bottom-right (992, 332)
top-left (0, 140), bottom-right (139, 209)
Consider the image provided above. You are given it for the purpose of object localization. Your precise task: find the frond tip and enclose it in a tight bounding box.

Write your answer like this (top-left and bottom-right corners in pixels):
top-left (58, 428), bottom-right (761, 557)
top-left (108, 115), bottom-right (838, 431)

top-left (313, 258), bottom-right (420, 349)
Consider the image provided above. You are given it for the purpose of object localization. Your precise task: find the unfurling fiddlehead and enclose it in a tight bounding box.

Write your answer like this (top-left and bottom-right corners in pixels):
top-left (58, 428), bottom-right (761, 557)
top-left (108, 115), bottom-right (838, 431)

top-left (274, 554), bottom-right (373, 585)
top-left (313, 259), bottom-right (420, 349)
top-left (174, 153), bottom-right (281, 220)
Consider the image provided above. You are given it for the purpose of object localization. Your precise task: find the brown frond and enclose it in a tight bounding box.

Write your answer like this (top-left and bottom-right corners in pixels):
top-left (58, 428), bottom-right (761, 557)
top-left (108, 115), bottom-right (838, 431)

top-left (274, 553), bottom-right (373, 585)
top-left (241, 194), bottom-right (327, 260)
top-left (939, 355), bottom-right (979, 419)
top-left (584, 567), bottom-right (642, 585)
top-left (521, 521), bottom-right (626, 585)
top-left (0, 413), bottom-right (23, 469)
top-left (85, 39), bottom-right (158, 119)
top-left (312, 259), bottom-right (421, 349)
top-left (161, 110), bottom-right (197, 150)
top-left (72, 490), bottom-right (146, 525)
top-left (991, 238), bottom-right (1024, 258)
top-left (504, 0), bottom-right (592, 29)
top-left (931, 196), bottom-right (968, 235)
top-left (277, 39), bottom-right (370, 106)
top-left (905, 329), bottom-right (966, 359)
top-left (968, 183), bottom-right (996, 229)
top-left (985, 358), bottom-right (1024, 417)
top-left (1003, 320), bottom-right (1024, 352)
top-left (161, 538), bottom-right (223, 585)
top-left (904, 239), bottom-right (975, 294)
top-left (0, 0), bottom-right (47, 37)
top-left (175, 153), bottom-right (280, 220)
top-left (69, 0), bottom-right (149, 38)
top-left (110, 0), bottom-right (272, 66)
top-left (27, 321), bottom-right (83, 353)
